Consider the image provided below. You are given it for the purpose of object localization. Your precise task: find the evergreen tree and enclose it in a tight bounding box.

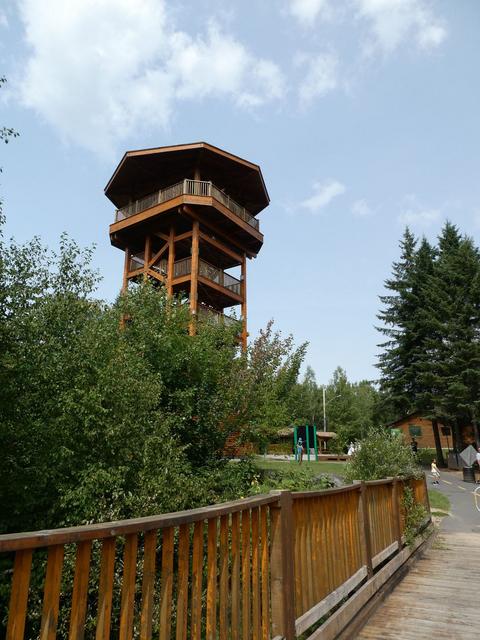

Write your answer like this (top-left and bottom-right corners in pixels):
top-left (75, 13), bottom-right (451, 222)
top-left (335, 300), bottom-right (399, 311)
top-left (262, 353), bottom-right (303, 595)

top-left (427, 226), bottom-right (480, 448)
top-left (377, 229), bottom-right (417, 415)
top-left (377, 230), bottom-right (445, 463)
top-left (377, 222), bottom-right (480, 464)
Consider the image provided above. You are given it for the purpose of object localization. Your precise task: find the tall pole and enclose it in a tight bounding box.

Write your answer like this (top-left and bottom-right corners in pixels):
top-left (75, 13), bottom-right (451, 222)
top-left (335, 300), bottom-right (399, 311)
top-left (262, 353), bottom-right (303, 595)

top-left (241, 253), bottom-right (247, 352)
top-left (323, 386), bottom-right (326, 432)
top-left (189, 220), bottom-right (199, 336)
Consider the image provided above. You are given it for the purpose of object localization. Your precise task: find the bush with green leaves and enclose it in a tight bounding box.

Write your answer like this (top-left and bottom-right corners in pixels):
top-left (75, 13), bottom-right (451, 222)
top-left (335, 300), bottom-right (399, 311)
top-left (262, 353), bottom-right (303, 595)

top-left (343, 427), bottom-right (422, 483)
top-left (402, 486), bottom-right (428, 546)
top-left (250, 466), bottom-right (334, 494)
top-left (415, 448), bottom-right (448, 467)
top-left (267, 442), bottom-right (293, 455)
top-left (0, 223), bottom-right (306, 534)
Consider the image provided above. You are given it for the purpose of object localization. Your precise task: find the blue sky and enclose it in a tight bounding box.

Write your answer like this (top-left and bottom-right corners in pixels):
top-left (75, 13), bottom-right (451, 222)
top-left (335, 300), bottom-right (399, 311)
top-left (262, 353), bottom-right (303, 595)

top-left (1, 0), bottom-right (479, 384)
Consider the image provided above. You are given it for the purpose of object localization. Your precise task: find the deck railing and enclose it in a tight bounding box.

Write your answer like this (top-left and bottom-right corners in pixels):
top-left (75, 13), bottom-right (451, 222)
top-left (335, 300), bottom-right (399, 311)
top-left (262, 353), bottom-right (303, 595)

top-left (172, 257), bottom-right (241, 296)
top-left (114, 179), bottom-right (260, 231)
top-left (197, 303), bottom-right (239, 328)
top-left (128, 255), bottom-right (241, 296)
top-left (0, 476), bottom-right (429, 640)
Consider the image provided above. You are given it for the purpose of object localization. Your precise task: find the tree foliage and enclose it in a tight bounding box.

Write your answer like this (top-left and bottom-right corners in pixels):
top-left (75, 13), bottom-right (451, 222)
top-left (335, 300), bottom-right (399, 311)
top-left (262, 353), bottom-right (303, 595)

top-left (0, 224), bottom-right (306, 534)
top-left (377, 222), bottom-right (480, 459)
top-left (291, 366), bottom-right (384, 451)
top-left (344, 428), bottom-right (421, 483)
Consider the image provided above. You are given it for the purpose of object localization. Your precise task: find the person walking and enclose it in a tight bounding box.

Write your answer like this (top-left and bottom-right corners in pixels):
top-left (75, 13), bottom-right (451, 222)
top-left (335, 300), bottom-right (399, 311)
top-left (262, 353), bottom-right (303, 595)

top-left (431, 458), bottom-right (440, 485)
top-left (296, 438), bottom-right (304, 464)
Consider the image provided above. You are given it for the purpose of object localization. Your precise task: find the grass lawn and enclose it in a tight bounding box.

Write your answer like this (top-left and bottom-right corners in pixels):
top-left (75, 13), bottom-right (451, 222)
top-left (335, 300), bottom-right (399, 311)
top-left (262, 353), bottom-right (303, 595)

top-left (254, 457), bottom-right (347, 476)
top-left (428, 489), bottom-right (451, 515)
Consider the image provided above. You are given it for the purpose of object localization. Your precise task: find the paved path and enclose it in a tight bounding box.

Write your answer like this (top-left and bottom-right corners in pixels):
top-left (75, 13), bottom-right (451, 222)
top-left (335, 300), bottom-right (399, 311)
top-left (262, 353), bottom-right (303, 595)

top-left (357, 470), bottom-right (480, 639)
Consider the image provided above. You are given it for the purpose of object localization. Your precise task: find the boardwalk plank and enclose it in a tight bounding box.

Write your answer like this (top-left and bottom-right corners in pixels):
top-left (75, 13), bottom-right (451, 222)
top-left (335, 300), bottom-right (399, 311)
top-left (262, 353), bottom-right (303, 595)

top-left (358, 531), bottom-right (480, 640)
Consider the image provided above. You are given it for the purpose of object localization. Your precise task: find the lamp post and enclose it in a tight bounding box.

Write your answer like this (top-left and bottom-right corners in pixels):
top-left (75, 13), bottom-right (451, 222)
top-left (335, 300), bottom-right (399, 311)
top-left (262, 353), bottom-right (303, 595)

top-left (323, 386), bottom-right (326, 432)
top-left (322, 387), bottom-right (341, 432)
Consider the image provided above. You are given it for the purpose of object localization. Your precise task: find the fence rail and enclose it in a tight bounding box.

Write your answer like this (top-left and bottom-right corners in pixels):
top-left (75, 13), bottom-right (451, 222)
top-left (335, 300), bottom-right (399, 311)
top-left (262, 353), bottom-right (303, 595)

top-left (114, 179), bottom-right (260, 231)
top-left (0, 477), bottom-right (430, 640)
top-left (129, 254), bottom-right (241, 297)
top-left (171, 257), bottom-right (241, 296)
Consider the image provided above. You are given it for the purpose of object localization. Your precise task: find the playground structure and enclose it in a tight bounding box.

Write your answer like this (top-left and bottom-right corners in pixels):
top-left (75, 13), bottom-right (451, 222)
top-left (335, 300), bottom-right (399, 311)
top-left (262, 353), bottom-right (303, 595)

top-left (106, 142), bottom-right (269, 350)
top-left (290, 426), bottom-right (339, 461)
top-left (294, 425), bottom-right (318, 461)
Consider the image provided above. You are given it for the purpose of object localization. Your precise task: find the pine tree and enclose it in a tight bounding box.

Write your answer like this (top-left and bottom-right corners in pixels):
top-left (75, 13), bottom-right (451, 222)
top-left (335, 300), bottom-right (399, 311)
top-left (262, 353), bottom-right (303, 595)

top-left (377, 230), bottom-right (446, 464)
top-left (378, 222), bottom-right (480, 464)
top-left (377, 228), bottom-right (417, 415)
top-left (428, 226), bottom-right (480, 449)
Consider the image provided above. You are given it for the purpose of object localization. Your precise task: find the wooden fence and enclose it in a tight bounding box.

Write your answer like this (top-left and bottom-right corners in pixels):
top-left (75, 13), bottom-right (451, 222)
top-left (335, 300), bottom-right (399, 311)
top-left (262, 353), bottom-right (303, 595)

top-left (0, 477), bottom-right (430, 640)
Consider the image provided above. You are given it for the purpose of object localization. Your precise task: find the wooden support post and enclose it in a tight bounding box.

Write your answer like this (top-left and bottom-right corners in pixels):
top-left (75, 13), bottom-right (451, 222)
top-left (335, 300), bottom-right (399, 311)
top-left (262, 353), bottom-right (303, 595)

top-left (358, 483), bottom-right (373, 579)
top-left (392, 479), bottom-right (403, 550)
top-left (270, 491), bottom-right (296, 640)
top-left (423, 474), bottom-right (432, 521)
top-left (143, 235), bottom-right (152, 281)
top-left (241, 253), bottom-right (247, 351)
top-left (189, 221), bottom-right (199, 335)
top-left (122, 248), bottom-right (130, 292)
top-left (167, 226), bottom-right (175, 296)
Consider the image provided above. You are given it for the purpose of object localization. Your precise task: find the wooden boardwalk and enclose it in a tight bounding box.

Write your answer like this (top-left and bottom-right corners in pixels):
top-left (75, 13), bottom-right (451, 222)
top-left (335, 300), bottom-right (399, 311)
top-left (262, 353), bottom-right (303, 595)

top-left (357, 530), bottom-right (480, 639)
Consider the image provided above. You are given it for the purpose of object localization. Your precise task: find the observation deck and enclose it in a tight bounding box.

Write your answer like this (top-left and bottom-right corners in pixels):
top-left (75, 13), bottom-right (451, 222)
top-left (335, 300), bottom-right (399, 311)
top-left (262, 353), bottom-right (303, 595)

top-left (105, 142), bottom-right (269, 348)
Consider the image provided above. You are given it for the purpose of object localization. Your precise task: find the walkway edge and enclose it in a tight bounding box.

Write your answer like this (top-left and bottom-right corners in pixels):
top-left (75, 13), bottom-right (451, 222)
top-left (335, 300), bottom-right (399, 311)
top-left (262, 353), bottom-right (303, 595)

top-left (308, 524), bottom-right (436, 640)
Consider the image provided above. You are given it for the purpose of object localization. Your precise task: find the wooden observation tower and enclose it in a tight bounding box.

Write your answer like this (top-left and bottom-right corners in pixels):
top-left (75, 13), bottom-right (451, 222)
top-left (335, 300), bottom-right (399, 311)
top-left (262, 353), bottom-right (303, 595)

top-left (106, 142), bottom-right (269, 349)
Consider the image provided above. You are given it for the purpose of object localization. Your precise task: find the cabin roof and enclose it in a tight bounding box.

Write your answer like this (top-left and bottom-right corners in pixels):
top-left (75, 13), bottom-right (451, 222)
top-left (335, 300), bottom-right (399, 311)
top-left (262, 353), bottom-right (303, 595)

top-left (104, 141), bottom-right (270, 214)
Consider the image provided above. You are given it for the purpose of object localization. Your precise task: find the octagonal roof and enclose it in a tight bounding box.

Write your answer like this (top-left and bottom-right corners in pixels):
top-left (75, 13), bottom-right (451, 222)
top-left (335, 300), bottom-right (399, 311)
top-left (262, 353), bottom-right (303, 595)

top-left (105, 142), bottom-right (270, 215)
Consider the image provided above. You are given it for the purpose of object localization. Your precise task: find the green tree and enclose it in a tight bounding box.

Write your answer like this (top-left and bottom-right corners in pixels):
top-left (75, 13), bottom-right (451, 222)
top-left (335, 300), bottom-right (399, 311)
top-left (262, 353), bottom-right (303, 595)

top-left (377, 222), bottom-right (480, 464)
top-left (0, 221), bottom-right (308, 533)
top-left (425, 226), bottom-right (480, 447)
top-left (320, 367), bottom-right (380, 451)
top-left (235, 320), bottom-right (307, 451)
top-left (292, 365), bottom-right (323, 425)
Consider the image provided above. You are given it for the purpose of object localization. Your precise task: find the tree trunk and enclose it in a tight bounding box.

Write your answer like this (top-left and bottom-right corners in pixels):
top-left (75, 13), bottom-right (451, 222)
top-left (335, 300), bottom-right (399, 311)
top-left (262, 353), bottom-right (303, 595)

top-left (453, 420), bottom-right (462, 469)
top-left (472, 415), bottom-right (480, 448)
top-left (432, 418), bottom-right (446, 468)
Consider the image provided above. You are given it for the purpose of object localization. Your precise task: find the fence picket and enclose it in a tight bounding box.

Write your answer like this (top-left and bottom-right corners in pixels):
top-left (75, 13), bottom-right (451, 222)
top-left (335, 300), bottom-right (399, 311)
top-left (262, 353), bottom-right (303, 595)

top-left (0, 478), bottom-right (430, 640)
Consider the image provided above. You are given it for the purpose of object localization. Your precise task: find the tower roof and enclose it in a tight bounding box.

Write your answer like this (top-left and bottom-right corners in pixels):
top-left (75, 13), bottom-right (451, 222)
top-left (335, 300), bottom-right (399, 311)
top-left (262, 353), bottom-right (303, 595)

top-left (105, 142), bottom-right (270, 215)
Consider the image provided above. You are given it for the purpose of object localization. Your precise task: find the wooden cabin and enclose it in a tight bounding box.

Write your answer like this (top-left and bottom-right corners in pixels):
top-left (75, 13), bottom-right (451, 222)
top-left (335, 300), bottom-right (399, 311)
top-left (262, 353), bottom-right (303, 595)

top-left (106, 142), bottom-right (269, 349)
top-left (389, 411), bottom-right (476, 450)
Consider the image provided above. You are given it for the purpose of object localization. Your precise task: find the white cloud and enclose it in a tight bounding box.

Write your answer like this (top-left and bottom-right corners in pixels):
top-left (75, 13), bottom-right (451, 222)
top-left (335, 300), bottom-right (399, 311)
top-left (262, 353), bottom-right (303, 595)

top-left (17, 0), bottom-right (285, 155)
top-left (351, 199), bottom-right (373, 217)
top-left (301, 178), bottom-right (346, 213)
top-left (298, 53), bottom-right (338, 107)
top-left (353, 0), bottom-right (447, 54)
top-left (286, 0), bottom-right (330, 27)
top-left (398, 196), bottom-right (440, 227)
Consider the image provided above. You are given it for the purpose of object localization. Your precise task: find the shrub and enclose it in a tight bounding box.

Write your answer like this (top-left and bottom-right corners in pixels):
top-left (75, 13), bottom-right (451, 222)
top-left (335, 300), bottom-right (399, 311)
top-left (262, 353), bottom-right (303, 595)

top-left (267, 442), bottom-right (293, 455)
top-left (251, 466), bottom-right (334, 494)
top-left (344, 427), bottom-right (422, 483)
top-left (402, 486), bottom-right (428, 546)
top-left (416, 448), bottom-right (448, 467)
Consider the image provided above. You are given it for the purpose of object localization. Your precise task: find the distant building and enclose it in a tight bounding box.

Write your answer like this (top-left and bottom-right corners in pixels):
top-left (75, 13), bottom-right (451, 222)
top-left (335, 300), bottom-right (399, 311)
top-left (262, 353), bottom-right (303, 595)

top-left (389, 411), bottom-right (475, 450)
